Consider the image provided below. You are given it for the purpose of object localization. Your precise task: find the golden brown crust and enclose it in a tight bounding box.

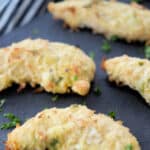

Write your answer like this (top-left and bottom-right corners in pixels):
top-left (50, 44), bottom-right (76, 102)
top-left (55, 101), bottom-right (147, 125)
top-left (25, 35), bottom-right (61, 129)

top-left (6, 105), bottom-right (141, 150)
top-left (0, 39), bottom-right (95, 96)
top-left (48, 0), bottom-right (150, 43)
top-left (104, 55), bottom-right (150, 104)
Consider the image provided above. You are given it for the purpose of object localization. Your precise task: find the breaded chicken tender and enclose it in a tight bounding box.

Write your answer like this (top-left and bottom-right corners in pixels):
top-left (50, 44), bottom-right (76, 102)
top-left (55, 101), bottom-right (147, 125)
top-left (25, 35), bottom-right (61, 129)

top-left (0, 39), bottom-right (95, 95)
top-left (5, 105), bottom-right (140, 150)
top-left (48, 0), bottom-right (150, 42)
top-left (104, 55), bottom-right (150, 104)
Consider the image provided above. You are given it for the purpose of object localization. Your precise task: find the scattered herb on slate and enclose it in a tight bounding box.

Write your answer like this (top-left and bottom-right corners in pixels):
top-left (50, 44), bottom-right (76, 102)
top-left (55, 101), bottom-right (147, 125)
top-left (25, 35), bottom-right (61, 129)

top-left (101, 40), bottom-right (111, 53)
top-left (52, 95), bottom-right (59, 102)
top-left (108, 111), bottom-right (116, 119)
top-left (145, 46), bottom-right (150, 59)
top-left (125, 144), bottom-right (133, 150)
top-left (0, 113), bottom-right (21, 130)
top-left (93, 86), bottom-right (101, 96)
top-left (89, 51), bottom-right (95, 60)
top-left (109, 35), bottom-right (119, 42)
top-left (0, 99), bottom-right (5, 112)
top-left (131, 0), bottom-right (142, 3)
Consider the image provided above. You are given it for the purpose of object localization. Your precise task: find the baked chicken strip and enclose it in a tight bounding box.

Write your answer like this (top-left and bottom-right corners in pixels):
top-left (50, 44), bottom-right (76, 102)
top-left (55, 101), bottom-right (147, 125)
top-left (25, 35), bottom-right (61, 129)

top-left (0, 39), bottom-right (95, 95)
top-left (6, 105), bottom-right (140, 150)
top-left (48, 0), bottom-right (150, 42)
top-left (104, 55), bottom-right (150, 104)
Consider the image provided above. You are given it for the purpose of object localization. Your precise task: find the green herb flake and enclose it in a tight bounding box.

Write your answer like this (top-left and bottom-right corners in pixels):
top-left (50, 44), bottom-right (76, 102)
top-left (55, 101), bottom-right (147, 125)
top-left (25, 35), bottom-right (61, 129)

top-left (89, 51), bottom-right (95, 60)
top-left (0, 113), bottom-right (21, 130)
top-left (4, 113), bottom-right (17, 120)
top-left (101, 40), bottom-right (111, 53)
top-left (52, 95), bottom-right (59, 102)
top-left (0, 99), bottom-right (5, 112)
top-left (49, 138), bottom-right (59, 150)
top-left (108, 111), bottom-right (116, 119)
top-left (131, 0), bottom-right (142, 3)
top-left (93, 86), bottom-right (101, 96)
top-left (145, 46), bottom-right (150, 59)
top-left (73, 75), bottom-right (78, 81)
top-left (1, 122), bottom-right (17, 130)
top-left (125, 144), bottom-right (133, 150)
top-left (109, 35), bottom-right (119, 42)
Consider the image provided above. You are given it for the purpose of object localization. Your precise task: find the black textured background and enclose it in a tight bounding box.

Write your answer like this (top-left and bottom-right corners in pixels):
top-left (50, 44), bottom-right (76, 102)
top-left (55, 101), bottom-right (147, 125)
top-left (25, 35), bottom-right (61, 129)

top-left (0, 1), bottom-right (150, 149)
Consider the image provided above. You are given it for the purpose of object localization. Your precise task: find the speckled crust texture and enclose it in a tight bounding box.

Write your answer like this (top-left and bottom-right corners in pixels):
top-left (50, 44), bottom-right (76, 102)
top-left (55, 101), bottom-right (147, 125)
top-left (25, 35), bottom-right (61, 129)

top-left (0, 39), bottom-right (95, 96)
top-left (5, 105), bottom-right (140, 150)
top-left (104, 55), bottom-right (150, 105)
top-left (48, 0), bottom-right (150, 42)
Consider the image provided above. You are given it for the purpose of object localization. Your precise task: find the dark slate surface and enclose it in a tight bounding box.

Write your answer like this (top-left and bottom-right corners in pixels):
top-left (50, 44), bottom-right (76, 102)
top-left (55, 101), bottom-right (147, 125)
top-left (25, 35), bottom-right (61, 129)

top-left (0, 1), bottom-right (150, 149)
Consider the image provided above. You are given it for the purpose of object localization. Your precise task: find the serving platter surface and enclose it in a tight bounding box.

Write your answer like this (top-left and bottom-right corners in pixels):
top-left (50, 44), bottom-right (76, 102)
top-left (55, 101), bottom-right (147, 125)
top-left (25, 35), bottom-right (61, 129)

top-left (0, 1), bottom-right (150, 149)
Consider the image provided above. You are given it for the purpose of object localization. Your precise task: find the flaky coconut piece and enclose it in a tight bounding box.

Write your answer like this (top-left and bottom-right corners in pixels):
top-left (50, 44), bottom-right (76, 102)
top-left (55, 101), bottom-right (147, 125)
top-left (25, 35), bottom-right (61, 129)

top-left (5, 105), bottom-right (140, 150)
top-left (0, 39), bottom-right (95, 95)
top-left (104, 55), bottom-right (150, 104)
top-left (48, 0), bottom-right (150, 42)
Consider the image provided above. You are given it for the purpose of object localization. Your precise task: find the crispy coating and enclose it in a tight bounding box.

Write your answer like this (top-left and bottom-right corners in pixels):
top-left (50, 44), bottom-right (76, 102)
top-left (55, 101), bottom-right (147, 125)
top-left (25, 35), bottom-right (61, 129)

top-left (0, 39), bottom-right (95, 95)
top-left (48, 0), bottom-right (150, 42)
top-left (5, 105), bottom-right (140, 150)
top-left (104, 55), bottom-right (150, 104)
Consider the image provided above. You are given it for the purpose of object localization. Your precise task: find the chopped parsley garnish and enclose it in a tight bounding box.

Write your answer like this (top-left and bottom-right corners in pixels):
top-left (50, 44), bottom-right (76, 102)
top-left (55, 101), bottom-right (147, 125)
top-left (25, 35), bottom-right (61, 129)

top-left (108, 111), bottom-right (116, 119)
top-left (101, 40), bottom-right (111, 53)
top-left (109, 35), bottom-right (119, 42)
top-left (0, 113), bottom-right (21, 130)
top-left (49, 138), bottom-right (59, 150)
top-left (125, 144), bottom-right (133, 150)
top-left (0, 99), bottom-right (5, 112)
top-left (131, 0), bottom-right (142, 3)
top-left (73, 75), bottom-right (78, 81)
top-left (93, 86), bottom-right (101, 96)
top-left (89, 51), bottom-right (95, 60)
top-left (145, 46), bottom-right (150, 59)
top-left (52, 95), bottom-right (59, 102)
